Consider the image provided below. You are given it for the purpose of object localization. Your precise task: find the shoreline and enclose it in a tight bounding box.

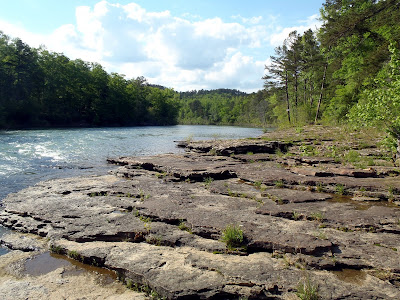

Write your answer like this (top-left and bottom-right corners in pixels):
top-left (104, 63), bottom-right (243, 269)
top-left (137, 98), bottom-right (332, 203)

top-left (1, 125), bottom-right (399, 299)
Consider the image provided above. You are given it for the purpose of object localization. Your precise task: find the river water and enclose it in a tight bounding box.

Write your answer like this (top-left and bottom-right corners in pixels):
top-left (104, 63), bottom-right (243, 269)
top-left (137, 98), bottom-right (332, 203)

top-left (0, 125), bottom-right (263, 254)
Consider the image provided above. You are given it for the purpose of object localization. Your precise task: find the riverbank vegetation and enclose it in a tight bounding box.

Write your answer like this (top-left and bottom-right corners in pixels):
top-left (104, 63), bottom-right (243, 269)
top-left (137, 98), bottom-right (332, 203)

top-left (0, 0), bottom-right (399, 149)
top-left (0, 34), bottom-right (179, 128)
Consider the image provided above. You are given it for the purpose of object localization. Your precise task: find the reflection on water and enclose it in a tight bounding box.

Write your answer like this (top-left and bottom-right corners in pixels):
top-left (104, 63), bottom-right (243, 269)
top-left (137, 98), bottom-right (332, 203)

top-left (25, 252), bottom-right (116, 285)
top-left (333, 268), bottom-right (367, 285)
top-left (328, 194), bottom-right (397, 210)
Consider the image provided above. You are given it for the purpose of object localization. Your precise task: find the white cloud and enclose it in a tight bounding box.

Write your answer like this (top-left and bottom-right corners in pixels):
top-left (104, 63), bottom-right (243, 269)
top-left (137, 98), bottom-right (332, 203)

top-left (0, 2), bottom-right (321, 93)
top-left (269, 14), bottom-right (322, 47)
top-left (232, 15), bottom-right (263, 25)
top-left (0, 19), bottom-right (45, 47)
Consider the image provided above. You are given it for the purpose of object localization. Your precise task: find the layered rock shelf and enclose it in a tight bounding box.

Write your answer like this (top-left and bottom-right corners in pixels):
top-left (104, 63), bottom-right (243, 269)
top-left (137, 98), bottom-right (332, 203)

top-left (1, 127), bottom-right (400, 299)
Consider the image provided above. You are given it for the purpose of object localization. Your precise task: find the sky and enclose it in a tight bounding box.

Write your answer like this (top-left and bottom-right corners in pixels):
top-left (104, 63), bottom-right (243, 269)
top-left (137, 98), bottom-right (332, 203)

top-left (0, 0), bottom-right (324, 92)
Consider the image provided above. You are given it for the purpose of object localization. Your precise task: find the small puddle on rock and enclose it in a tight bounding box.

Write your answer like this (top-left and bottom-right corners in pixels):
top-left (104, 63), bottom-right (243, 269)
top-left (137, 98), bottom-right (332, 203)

top-left (333, 269), bottom-right (367, 285)
top-left (328, 195), bottom-right (397, 211)
top-left (0, 225), bottom-right (10, 256)
top-left (24, 252), bottom-right (116, 285)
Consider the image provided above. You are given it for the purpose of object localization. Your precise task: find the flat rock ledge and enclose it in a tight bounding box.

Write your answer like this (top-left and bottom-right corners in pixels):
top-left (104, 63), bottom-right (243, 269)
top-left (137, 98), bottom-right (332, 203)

top-left (1, 137), bottom-right (400, 299)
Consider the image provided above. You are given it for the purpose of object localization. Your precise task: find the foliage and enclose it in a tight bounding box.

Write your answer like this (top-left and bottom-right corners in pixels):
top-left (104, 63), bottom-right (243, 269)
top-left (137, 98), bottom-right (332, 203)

top-left (296, 276), bottom-right (319, 300)
top-left (0, 31), bottom-right (179, 129)
top-left (262, 0), bottom-right (400, 129)
top-left (335, 184), bottom-right (345, 195)
top-left (49, 245), bottom-right (64, 254)
top-left (178, 220), bottom-right (192, 233)
top-left (203, 177), bottom-right (214, 187)
top-left (348, 42), bottom-right (400, 161)
top-left (310, 212), bottom-right (325, 223)
top-left (178, 89), bottom-right (273, 127)
top-left (67, 250), bottom-right (83, 261)
top-left (221, 224), bottom-right (244, 250)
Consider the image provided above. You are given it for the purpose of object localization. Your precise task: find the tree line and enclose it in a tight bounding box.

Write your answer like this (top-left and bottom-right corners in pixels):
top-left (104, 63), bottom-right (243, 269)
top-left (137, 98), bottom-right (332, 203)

top-left (177, 89), bottom-right (271, 127)
top-left (262, 0), bottom-right (399, 124)
top-left (261, 0), bottom-right (400, 159)
top-left (0, 32), bottom-right (179, 128)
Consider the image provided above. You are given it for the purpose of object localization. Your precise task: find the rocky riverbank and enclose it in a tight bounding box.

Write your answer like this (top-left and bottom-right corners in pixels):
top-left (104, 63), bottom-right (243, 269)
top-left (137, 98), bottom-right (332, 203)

top-left (1, 126), bottom-right (400, 299)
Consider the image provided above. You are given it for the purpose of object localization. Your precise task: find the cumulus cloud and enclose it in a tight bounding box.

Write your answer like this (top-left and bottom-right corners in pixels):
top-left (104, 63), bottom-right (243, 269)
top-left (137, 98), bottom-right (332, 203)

top-left (269, 14), bottom-right (321, 47)
top-left (0, 1), bottom-right (320, 92)
top-left (51, 1), bottom-right (270, 92)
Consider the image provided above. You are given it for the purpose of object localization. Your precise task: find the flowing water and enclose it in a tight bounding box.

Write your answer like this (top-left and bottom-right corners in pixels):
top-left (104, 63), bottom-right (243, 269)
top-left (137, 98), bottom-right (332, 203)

top-left (0, 125), bottom-right (263, 255)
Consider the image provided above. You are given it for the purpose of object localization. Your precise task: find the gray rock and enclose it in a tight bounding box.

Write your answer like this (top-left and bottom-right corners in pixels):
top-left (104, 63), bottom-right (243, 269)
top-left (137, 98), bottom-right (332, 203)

top-left (1, 144), bottom-right (400, 299)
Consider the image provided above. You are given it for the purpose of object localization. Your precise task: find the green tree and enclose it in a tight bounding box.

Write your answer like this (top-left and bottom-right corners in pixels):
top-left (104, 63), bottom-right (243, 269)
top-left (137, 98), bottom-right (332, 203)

top-left (264, 43), bottom-right (291, 124)
top-left (319, 0), bottom-right (400, 122)
top-left (147, 87), bottom-right (179, 125)
top-left (348, 42), bottom-right (400, 163)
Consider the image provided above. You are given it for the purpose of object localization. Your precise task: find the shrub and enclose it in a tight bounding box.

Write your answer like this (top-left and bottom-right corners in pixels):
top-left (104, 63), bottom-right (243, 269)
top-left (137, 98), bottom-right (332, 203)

top-left (335, 184), bottom-right (345, 195)
top-left (221, 224), bottom-right (244, 250)
top-left (203, 177), bottom-right (214, 187)
top-left (67, 250), bottom-right (83, 261)
top-left (274, 180), bottom-right (284, 188)
top-left (296, 276), bottom-right (319, 300)
top-left (310, 212), bottom-right (324, 223)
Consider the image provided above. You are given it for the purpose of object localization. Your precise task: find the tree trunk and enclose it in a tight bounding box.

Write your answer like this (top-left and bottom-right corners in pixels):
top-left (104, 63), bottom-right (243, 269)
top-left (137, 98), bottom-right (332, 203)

top-left (285, 70), bottom-right (291, 124)
top-left (309, 82), bottom-right (314, 107)
top-left (294, 73), bottom-right (298, 107)
top-left (314, 63), bottom-right (327, 124)
top-left (304, 78), bottom-right (307, 105)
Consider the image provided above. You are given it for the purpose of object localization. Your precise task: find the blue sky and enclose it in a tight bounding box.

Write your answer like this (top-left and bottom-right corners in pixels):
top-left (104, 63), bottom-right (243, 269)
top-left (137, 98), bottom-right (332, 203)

top-left (0, 0), bottom-right (324, 92)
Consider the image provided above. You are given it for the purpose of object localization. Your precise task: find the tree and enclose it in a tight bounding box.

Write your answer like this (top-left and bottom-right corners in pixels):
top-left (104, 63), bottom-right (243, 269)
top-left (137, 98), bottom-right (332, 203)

top-left (264, 44), bottom-right (291, 124)
top-left (348, 42), bottom-right (400, 163)
top-left (147, 87), bottom-right (179, 125)
top-left (319, 0), bottom-right (400, 122)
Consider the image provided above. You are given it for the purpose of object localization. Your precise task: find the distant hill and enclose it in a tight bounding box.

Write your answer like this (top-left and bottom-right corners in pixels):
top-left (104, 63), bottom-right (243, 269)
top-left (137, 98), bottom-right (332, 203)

top-left (179, 89), bottom-right (248, 98)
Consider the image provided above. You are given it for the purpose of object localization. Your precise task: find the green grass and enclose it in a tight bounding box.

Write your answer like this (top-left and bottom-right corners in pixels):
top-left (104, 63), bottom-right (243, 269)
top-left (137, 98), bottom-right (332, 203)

top-left (344, 150), bottom-right (361, 164)
top-left (221, 224), bottom-right (244, 250)
top-left (275, 148), bottom-right (284, 157)
top-left (335, 184), bottom-right (345, 195)
top-left (203, 177), bottom-right (214, 187)
top-left (299, 144), bottom-right (319, 156)
top-left (209, 148), bottom-right (217, 156)
top-left (146, 235), bottom-right (162, 246)
top-left (292, 211), bottom-right (302, 220)
top-left (67, 250), bottom-right (83, 261)
top-left (296, 276), bottom-right (319, 300)
top-left (178, 220), bottom-right (192, 233)
top-left (49, 245), bottom-right (64, 254)
top-left (126, 279), bottom-right (166, 300)
top-left (388, 186), bottom-right (395, 201)
top-left (295, 127), bottom-right (304, 134)
top-left (315, 231), bottom-right (328, 240)
top-left (254, 181), bottom-right (262, 188)
top-left (316, 183), bottom-right (324, 193)
top-left (310, 212), bottom-right (325, 223)
top-left (138, 189), bottom-right (150, 201)
top-left (274, 180), bottom-right (284, 188)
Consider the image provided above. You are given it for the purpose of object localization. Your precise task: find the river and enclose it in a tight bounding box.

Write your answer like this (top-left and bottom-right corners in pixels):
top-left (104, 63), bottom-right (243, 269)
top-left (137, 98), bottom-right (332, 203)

top-left (0, 125), bottom-right (263, 254)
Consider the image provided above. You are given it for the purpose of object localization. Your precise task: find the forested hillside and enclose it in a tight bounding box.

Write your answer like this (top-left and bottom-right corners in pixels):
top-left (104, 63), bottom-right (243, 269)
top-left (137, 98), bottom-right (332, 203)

top-left (177, 89), bottom-right (271, 127)
top-left (0, 33), bottom-right (179, 128)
